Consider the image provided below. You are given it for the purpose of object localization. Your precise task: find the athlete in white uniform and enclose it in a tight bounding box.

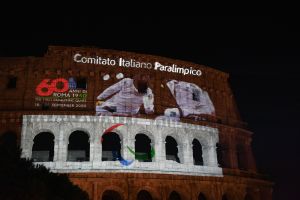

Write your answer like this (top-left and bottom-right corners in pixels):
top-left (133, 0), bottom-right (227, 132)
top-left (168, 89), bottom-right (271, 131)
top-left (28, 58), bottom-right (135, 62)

top-left (96, 77), bottom-right (154, 116)
top-left (166, 80), bottom-right (215, 117)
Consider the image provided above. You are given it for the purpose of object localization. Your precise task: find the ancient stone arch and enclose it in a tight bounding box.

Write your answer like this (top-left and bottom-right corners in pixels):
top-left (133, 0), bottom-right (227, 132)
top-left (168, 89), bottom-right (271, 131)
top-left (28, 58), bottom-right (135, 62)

top-left (21, 115), bottom-right (221, 176)
top-left (100, 186), bottom-right (126, 200)
top-left (66, 128), bottom-right (92, 142)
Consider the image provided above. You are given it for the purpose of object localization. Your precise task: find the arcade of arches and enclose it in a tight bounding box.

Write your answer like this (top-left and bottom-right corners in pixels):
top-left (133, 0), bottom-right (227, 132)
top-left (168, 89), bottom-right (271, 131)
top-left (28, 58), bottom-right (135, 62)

top-left (29, 130), bottom-right (207, 165)
top-left (68, 172), bottom-right (269, 200)
top-left (18, 115), bottom-right (273, 200)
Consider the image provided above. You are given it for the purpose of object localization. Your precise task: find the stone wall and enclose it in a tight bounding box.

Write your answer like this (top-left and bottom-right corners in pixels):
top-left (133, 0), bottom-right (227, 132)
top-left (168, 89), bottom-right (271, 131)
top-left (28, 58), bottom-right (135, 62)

top-left (21, 115), bottom-right (222, 177)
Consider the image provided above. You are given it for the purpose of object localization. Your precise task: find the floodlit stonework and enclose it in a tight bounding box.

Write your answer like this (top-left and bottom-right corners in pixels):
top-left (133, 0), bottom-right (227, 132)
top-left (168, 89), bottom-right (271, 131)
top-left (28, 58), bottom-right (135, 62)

top-left (21, 115), bottom-right (221, 176)
top-left (0, 46), bottom-right (273, 200)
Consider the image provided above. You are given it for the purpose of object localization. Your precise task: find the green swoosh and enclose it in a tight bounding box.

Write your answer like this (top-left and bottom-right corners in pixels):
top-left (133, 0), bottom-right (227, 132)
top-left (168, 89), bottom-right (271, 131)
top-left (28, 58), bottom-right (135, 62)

top-left (126, 146), bottom-right (155, 161)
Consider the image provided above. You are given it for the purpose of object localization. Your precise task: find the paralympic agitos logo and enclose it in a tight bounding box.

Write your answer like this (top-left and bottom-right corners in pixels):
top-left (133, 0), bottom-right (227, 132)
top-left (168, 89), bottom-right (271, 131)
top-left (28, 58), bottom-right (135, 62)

top-left (102, 123), bottom-right (155, 166)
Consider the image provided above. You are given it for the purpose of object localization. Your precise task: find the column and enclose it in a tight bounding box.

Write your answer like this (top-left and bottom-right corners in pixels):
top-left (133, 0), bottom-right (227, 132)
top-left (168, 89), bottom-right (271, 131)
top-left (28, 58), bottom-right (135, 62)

top-left (89, 142), bottom-right (94, 162)
top-left (53, 138), bottom-right (59, 161)
top-left (22, 138), bottom-right (33, 158)
top-left (149, 141), bottom-right (155, 162)
top-left (93, 137), bottom-right (102, 162)
top-left (94, 123), bottom-right (104, 162)
top-left (178, 143), bottom-right (185, 164)
top-left (93, 182), bottom-right (98, 200)
top-left (123, 128), bottom-right (135, 160)
top-left (20, 119), bottom-right (28, 158)
top-left (88, 125), bottom-right (95, 162)
top-left (227, 136), bottom-right (238, 169)
top-left (57, 128), bottom-right (67, 161)
top-left (227, 146), bottom-right (238, 169)
top-left (203, 144), bottom-right (218, 167)
top-left (153, 128), bottom-right (162, 162)
top-left (183, 141), bottom-right (193, 165)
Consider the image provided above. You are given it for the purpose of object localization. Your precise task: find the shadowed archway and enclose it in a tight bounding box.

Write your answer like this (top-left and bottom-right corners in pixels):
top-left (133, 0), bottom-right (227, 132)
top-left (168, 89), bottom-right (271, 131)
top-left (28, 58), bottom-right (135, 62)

top-left (102, 132), bottom-right (121, 161)
top-left (32, 132), bottom-right (54, 162)
top-left (198, 192), bottom-right (207, 200)
top-left (67, 131), bottom-right (90, 161)
top-left (165, 136), bottom-right (180, 163)
top-left (102, 190), bottom-right (122, 200)
top-left (137, 190), bottom-right (153, 200)
top-left (168, 191), bottom-right (181, 200)
top-left (135, 133), bottom-right (152, 162)
top-left (222, 194), bottom-right (229, 200)
top-left (193, 138), bottom-right (203, 165)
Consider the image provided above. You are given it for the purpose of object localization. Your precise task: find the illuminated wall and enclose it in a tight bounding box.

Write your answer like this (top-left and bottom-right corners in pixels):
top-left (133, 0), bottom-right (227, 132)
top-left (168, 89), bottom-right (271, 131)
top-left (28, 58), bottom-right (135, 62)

top-left (28, 48), bottom-right (232, 125)
top-left (95, 76), bottom-right (215, 120)
top-left (35, 77), bottom-right (87, 109)
top-left (20, 115), bottom-right (222, 176)
top-left (0, 46), bottom-right (273, 200)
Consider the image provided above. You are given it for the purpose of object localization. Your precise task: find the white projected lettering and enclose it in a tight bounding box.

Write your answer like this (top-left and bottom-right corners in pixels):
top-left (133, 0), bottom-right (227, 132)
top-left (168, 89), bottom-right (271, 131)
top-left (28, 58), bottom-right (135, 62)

top-left (74, 53), bottom-right (116, 66)
top-left (73, 53), bottom-right (202, 77)
top-left (154, 62), bottom-right (202, 76)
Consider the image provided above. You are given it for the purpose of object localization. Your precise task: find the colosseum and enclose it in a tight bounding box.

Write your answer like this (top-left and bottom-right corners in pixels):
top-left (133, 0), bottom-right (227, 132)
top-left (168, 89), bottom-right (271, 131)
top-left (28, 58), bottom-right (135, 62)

top-left (0, 46), bottom-right (273, 200)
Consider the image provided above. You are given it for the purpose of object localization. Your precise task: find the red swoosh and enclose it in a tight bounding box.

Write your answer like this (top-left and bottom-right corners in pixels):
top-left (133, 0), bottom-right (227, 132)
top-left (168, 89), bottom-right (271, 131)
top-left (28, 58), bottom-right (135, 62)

top-left (104, 123), bottom-right (124, 134)
top-left (101, 123), bottom-right (124, 142)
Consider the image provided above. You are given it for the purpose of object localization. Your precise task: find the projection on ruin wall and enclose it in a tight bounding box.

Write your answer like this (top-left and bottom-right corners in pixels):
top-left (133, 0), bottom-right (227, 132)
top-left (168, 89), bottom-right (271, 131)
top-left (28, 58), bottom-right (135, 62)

top-left (33, 59), bottom-right (215, 123)
top-left (20, 48), bottom-right (223, 176)
top-left (35, 77), bottom-right (87, 109)
top-left (96, 73), bottom-right (215, 121)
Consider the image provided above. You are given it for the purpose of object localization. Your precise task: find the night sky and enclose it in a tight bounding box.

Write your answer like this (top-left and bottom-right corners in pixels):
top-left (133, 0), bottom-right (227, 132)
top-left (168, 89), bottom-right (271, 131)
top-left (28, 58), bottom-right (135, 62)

top-left (1, 15), bottom-right (299, 200)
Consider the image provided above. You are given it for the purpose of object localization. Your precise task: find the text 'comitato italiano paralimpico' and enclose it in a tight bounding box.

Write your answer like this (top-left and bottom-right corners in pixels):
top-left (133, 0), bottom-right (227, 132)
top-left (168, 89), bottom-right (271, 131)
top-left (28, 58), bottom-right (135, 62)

top-left (73, 53), bottom-right (202, 76)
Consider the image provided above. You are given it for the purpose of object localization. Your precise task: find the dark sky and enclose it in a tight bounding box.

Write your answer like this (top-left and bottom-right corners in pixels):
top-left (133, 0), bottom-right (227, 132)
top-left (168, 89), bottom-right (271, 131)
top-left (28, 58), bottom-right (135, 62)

top-left (1, 15), bottom-right (299, 200)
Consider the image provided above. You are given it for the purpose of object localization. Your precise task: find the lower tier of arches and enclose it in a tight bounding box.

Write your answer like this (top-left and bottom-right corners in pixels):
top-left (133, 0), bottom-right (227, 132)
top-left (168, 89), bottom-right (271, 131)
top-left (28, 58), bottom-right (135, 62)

top-left (68, 172), bottom-right (273, 200)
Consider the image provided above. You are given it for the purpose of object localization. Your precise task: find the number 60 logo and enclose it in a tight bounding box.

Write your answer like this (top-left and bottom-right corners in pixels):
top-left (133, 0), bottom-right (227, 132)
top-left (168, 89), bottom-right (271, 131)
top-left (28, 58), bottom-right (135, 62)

top-left (36, 78), bottom-right (69, 96)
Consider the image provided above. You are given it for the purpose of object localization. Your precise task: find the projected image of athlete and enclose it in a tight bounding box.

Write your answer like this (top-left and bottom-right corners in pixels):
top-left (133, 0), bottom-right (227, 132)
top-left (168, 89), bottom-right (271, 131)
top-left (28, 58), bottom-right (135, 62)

top-left (167, 80), bottom-right (215, 117)
top-left (156, 80), bottom-right (215, 121)
top-left (96, 74), bottom-right (154, 116)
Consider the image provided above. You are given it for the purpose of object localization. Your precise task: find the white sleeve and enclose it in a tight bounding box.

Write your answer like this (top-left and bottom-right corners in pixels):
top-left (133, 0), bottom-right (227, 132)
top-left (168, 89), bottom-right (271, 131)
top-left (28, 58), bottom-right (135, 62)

top-left (203, 91), bottom-right (215, 114)
top-left (97, 78), bottom-right (127, 100)
top-left (166, 80), bottom-right (176, 97)
top-left (143, 88), bottom-right (154, 114)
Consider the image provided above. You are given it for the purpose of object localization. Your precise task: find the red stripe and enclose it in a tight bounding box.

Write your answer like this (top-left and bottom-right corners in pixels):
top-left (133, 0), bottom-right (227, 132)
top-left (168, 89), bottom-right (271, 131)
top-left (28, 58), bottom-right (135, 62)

top-left (103, 123), bottom-right (124, 134)
top-left (101, 123), bottom-right (124, 143)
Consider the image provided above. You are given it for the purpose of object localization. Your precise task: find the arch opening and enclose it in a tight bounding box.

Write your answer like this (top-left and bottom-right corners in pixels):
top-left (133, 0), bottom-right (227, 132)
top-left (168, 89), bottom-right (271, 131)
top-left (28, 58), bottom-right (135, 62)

top-left (198, 192), bottom-right (207, 200)
top-left (137, 190), bottom-right (153, 200)
top-left (102, 132), bottom-right (121, 161)
top-left (102, 190), bottom-right (122, 200)
top-left (135, 133), bottom-right (152, 162)
top-left (32, 132), bottom-right (54, 162)
top-left (67, 131), bottom-right (90, 161)
top-left (222, 194), bottom-right (229, 200)
top-left (168, 191), bottom-right (181, 200)
top-left (165, 136), bottom-right (180, 163)
top-left (216, 143), bottom-right (225, 167)
top-left (193, 138), bottom-right (203, 165)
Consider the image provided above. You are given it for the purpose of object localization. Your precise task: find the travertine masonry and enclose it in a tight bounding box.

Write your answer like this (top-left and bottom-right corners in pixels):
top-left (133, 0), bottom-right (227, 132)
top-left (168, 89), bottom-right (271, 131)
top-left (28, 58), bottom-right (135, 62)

top-left (21, 115), bottom-right (222, 176)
